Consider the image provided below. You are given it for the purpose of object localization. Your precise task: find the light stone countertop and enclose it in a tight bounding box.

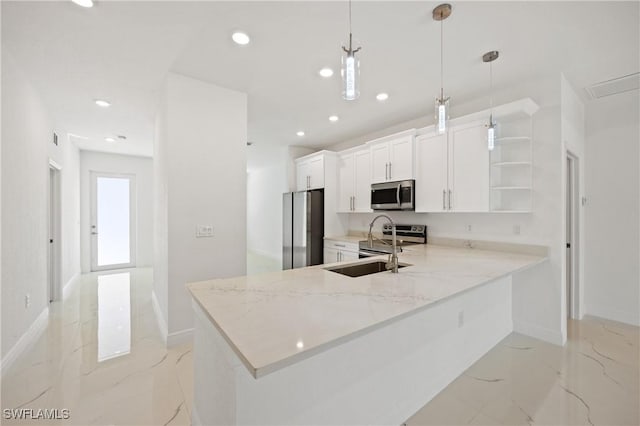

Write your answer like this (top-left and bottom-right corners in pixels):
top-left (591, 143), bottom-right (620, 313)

top-left (187, 244), bottom-right (546, 378)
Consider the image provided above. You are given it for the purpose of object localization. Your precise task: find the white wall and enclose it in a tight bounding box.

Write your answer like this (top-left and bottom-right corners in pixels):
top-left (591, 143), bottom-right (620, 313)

top-left (326, 76), bottom-right (567, 345)
top-left (155, 72), bottom-right (247, 341)
top-left (247, 144), bottom-right (288, 262)
top-left (584, 89), bottom-right (639, 326)
top-left (79, 151), bottom-right (154, 272)
top-left (1, 51), bottom-right (81, 360)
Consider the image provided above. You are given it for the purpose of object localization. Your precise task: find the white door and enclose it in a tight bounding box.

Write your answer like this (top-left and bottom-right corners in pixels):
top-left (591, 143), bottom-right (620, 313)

top-left (389, 136), bottom-right (414, 181)
top-left (353, 149), bottom-right (372, 212)
top-left (48, 165), bottom-right (61, 302)
top-left (449, 123), bottom-right (490, 212)
top-left (91, 172), bottom-right (136, 271)
top-left (337, 153), bottom-right (355, 212)
top-left (415, 133), bottom-right (448, 212)
top-left (324, 247), bottom-right (339, 264)
top-left (308, 155), bottom-right (324, 189)
top-left (340, 250), bottom-right (359, 262)
top-left (370, 143), bottom-right (390, 184)
top-left (296, 161), bottom-right (309, 191)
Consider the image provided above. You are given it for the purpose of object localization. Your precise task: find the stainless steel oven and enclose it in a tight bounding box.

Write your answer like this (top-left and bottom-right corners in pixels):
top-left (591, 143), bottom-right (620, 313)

top-left (370, 180), bottom-right (415, 211)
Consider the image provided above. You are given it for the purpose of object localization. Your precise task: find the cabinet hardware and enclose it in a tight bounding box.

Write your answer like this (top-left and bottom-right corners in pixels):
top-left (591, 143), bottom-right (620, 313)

top-left (396, 184), bottom-right (401, 207)
top-left (385, 163), bottom-right (388, 180)
top-left (448, 189), bottom-right (452, 210)
top-left (335, 244), bottom-right (345, 248)
top-left (442, 190), bottom-right (446, 210)
top-left (389, 162), bottom-right (392, 179)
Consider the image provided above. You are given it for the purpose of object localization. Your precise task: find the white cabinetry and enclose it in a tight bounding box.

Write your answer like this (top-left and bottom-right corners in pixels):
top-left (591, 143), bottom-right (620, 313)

top-left (295, 152), bottom-right (326, 191)
top-left (415, 121), bottom-right (489, 212)
top-left (369, 131), bottom-right (416, 184)
top-left (323, 239), bottom-right (359, 263)
top-left (338, 148), bottom-right (371, 212)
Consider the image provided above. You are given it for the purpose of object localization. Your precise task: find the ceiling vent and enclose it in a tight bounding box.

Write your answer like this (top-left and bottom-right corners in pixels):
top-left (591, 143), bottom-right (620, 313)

top-left (585, 72), bottom-right (639, 99)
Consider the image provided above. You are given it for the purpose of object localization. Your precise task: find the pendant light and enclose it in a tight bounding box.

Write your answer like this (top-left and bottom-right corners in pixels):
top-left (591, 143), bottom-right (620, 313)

top-left (341, 0), bottom-right (361, 101)
top-left (483, 50), bottom-right (499, 151)
top-left (433, 4), bottom-right (452, 135)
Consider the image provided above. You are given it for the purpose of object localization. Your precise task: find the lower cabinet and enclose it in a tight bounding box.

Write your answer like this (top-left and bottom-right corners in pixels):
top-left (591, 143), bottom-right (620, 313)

top-left (324, 240), bottom-right (359, 263)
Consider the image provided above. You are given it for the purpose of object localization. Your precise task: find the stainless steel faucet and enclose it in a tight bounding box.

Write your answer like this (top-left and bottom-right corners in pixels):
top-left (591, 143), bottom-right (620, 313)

top-left (368, 214), bottom-right (399, 273)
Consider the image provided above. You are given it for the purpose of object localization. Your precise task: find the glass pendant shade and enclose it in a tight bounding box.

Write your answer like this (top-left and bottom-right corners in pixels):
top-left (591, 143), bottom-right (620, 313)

top-left (435, 97), bottom-right (449, 134)
top-left (342, 51), bottom-right (360, 101)
top-left (487, 120), bottom-right (496, 151)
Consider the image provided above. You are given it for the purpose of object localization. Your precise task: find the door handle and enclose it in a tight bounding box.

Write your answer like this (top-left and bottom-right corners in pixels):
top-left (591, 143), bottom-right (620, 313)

top-left (385, 163), bottom-right (388, 180)
top-left (443, 190), bottom-right (446, 210)
top-left (389, 162), bottom-right (392, 179)
top-left (397, 184), bottom-right (401, 207)
top-left (448, 189), bottom-right (452, 210)
top-left (91, 232), bottom-right (98, 235)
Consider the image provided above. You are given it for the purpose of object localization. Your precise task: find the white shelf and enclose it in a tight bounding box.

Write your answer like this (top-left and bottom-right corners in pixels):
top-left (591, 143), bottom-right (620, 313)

top-left (491, 186), bottom-right (531, 190)
top-left (491, 161), bottom-right (532, 167)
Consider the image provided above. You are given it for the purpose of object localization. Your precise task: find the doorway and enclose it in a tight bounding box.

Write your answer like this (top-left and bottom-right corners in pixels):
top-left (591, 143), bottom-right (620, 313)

top-left (566, 152), bottom-right (580, 320)
top-left (90, 172), bottom-right (136, 271)
top-left (48, 161), bottom-right (61, 302)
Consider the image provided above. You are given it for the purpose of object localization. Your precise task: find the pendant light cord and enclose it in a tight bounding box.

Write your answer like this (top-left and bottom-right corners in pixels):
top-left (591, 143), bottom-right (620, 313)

top-left (440, 11), bottom-right (444, 99)
top-left (490, 60), bottom-right (493, 120)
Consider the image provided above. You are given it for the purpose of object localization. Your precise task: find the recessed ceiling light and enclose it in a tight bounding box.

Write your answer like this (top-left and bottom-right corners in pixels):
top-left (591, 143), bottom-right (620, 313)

top-left (71, 0), bottom-right (94, 8)
top-left (232, 32), bottom-right (250, 45)
top-left (296, 131), bottom-right (305, 137)
top-left (105, 137), bottom-right (116, 142)
top-left (376, 92), bottom-right (389, 101)
top-left (95, 99), bottom-right (111, 107)
top-left (329, 115), bottom-right (339, 122)
top-left (318, 68), bottom-right (334, 78)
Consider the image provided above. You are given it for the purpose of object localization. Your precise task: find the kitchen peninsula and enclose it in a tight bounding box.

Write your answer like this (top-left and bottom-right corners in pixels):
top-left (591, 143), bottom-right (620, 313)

top-left (187, 242), bottom-right (546, 425)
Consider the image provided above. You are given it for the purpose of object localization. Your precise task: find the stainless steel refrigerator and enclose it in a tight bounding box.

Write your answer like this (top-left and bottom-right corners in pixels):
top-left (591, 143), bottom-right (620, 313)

top-left (283, 189), bottom-right (324, 270)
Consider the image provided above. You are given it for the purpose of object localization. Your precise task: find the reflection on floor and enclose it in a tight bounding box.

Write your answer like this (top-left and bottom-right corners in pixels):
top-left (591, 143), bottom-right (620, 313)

top-left (1, 268), bottom-right (638, 425)
top-left (1, 269), bottom-right (192, 426)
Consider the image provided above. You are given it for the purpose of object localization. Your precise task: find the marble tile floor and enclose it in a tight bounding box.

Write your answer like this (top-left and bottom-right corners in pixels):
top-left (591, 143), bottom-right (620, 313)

top-left (1, 269), bottom-right (193, 426)
top-left (2, 268), bottom-right (638, 426)
top-left (406, 316), bottom-right (639, 426)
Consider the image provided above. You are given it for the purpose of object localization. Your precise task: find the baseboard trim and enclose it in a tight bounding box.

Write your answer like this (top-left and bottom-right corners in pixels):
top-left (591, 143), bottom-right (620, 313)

top-left (62, 272), bottom-right (80, 300)
top-left (167, 328), bottom-right (194, 347)
top-left (586, 305), bottom-right (640, 327)
top-left (1, 306), bottom-right (49, 377)
top-left (151, 290), bottom-right (168, 344)
top-left (514, 320), bottom-right (564, 346)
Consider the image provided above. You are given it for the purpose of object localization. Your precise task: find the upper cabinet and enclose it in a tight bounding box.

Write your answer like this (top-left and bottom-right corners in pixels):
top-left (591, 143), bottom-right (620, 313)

top-left (337, 148), bottom-right (371, 212)
top-left (415, 122), bottom-right (489, 212)
top-left (296, 152), bottom-right (325, 191)
top-left (369, 131), bottom-right (416, 184)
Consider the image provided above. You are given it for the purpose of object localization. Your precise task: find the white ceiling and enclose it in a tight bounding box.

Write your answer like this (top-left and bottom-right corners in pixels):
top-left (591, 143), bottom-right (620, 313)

top-left (3, 1), bottom-right (639, 158)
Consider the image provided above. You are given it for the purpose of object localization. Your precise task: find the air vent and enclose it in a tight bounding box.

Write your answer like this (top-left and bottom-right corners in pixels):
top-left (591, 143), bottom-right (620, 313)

top-left (585, 72), bottom-right (639, 99)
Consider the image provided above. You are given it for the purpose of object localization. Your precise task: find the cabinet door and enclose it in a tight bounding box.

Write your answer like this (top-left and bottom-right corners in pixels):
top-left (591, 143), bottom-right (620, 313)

top-left (415, 133), bottom-right (448, 212)
top-left (340, 250), bottom-right (359, 262)
top-left (323, 247), bottom-right (339, 264)
top-left (449, 123), bottom-right (490, 212)
top-left (389, 136), bottom-right (414, 181)
top-left (296, 161), bottom-right (309, 191)
top-left (308, 155), bottom-right (325, 189)
top-left (353, 149), bottom-right (372, 212)
top-left (370, 143), bottom-right (390, 184)
top-left (337, 153), bottom-right (355, 212)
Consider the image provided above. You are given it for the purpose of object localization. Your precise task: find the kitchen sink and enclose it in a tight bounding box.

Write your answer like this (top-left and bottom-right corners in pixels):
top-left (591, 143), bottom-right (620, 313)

top-left (325, 260), bottom-right (409, 278)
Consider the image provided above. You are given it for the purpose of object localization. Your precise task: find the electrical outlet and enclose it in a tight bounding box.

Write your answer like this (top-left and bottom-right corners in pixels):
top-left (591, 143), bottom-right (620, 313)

top-left (458, 310), bottom-right (464, 328)
top-left (25, 294), bottom-right (30, 309)
top-left (196, 225), bottom-right (214, 238)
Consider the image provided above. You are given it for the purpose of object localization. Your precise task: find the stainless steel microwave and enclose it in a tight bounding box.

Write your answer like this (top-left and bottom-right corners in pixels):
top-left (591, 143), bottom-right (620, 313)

top-left (371, 180), bottom-right (415, 211)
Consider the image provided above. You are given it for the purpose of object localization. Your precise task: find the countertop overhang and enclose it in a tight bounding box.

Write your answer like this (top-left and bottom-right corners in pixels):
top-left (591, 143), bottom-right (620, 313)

top-left (187, 243), bottom-right (547, 378)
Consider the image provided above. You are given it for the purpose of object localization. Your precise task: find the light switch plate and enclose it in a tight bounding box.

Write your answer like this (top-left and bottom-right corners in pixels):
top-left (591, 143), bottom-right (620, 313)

top-left (196, 225), bottom-right (214, 238)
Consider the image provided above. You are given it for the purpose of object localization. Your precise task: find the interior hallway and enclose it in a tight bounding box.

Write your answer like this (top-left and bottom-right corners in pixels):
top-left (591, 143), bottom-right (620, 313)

top-left (1, 268), bottom-right (638, 425)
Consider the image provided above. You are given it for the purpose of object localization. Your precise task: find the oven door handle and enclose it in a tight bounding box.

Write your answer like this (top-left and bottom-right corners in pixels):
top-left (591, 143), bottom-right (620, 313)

top-left (397, 184), bottom-right (401, 208)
